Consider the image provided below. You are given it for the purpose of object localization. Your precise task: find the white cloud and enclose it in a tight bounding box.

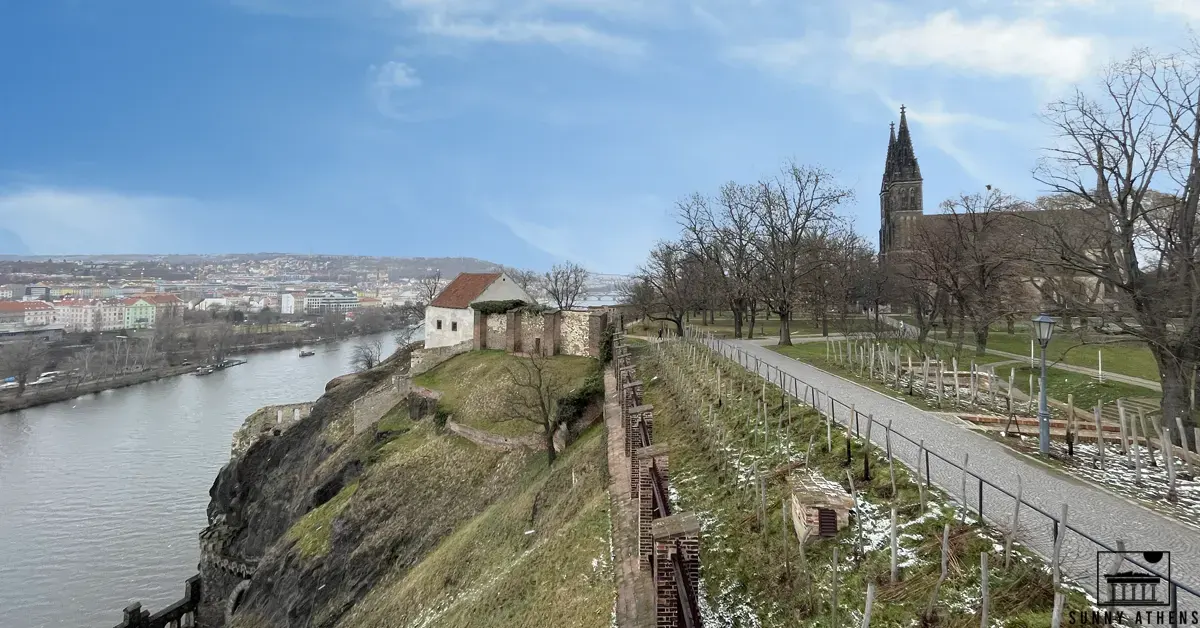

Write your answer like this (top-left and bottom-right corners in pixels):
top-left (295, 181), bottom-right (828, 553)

top-left (849, 10), bottom-right (1096, 84)
top-left (387, 0), bottom-right (648, 55)
top-left (490, 196), bottom-right (668, 273)
top-left (420, 14), bottom-right (645, 54)
top-left (0, 187), bottom-right (188, 255)
top-left (369, 60), bottom-right (422, 118)
top-left (1151, 0), bottom-right (1200, 20)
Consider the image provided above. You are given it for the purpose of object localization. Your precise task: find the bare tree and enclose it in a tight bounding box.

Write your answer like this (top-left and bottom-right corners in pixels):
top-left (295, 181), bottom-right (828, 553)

top-left (1033, 45), bottom-right (1200, 443)
top-left (750, 162), bottom-right (853, 345)
top-left (543, 262), bottom-right (589, 310)
top-left (500, 354), bottom-right (566, 466)
top-left (0, 340), bottom-right (48, 395)
top-left (618, 278), bottom-right (657, 323)
top-left (415, 270), bottom-right (444, 305)
top-left (636, 242), bottom-right (696, 336)
top-left (350, 338), bottom-right (384, 372)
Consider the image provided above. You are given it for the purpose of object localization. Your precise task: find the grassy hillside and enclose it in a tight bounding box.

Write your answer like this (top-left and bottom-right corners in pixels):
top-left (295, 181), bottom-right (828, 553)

top-left (226, 350), bottom-right (612, 628)
top-left (414, 350), bottom-right (600, 436)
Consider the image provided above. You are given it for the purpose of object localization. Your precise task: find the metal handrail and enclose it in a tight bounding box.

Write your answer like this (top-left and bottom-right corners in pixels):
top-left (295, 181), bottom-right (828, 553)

top-left (649, 462), bottom-right (672, 518)
top-left (672, 541), bottom-right (701, 628)
top-left (639, 415), bottom-right (651, 449)
top-left (684, 329), bottom-right (1200, 603)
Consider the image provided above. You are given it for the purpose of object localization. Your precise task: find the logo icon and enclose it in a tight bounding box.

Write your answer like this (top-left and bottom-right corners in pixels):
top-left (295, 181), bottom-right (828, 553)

top-left (1096, 550), bottom-right (1170, 607)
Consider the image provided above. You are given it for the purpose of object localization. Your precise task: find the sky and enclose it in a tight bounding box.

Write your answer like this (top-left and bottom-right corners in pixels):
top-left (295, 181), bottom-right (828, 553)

top-left (0, 0), bottom-right (1196, 273)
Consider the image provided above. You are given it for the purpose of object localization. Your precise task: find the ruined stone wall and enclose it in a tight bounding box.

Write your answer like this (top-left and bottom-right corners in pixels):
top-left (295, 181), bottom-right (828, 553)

top-left (485, 313), bottom-right (507, 350)
top-left (519, 310), bottom-right (545, 355)
top-left (559, 310), bottom-right (592, 357)
top-left (410, 339), bottom-right (473, 375)
top-left (352, 375), bottom-right (411, 435)
top-left (230, 402), bottom-right (314, 459)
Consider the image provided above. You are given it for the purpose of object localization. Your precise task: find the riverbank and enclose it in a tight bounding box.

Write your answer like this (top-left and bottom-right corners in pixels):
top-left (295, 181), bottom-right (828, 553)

top-left (0, 333), bottom-right (365, 414)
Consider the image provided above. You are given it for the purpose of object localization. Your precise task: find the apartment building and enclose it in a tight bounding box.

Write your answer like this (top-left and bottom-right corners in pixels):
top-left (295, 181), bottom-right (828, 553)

top-left (304, 290), bottom-right (358, 314)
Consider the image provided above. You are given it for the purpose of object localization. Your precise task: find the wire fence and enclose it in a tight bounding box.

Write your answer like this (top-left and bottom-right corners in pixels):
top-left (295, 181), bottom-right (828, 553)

top-left (681, 327), bottom-right (1200, 622)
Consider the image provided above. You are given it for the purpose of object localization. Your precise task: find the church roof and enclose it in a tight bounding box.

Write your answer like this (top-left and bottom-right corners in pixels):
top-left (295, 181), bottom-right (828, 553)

top-left (884, 106), bottom-right (922, 183)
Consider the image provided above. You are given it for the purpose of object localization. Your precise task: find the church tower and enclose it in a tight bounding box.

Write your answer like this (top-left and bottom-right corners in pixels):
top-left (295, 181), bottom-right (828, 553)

top-left (879, 106), bottom-right (923, 261)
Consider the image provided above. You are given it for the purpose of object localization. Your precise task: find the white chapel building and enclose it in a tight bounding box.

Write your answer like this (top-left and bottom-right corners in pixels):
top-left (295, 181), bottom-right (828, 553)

top-left (423, 272), bottom-right (533, 348)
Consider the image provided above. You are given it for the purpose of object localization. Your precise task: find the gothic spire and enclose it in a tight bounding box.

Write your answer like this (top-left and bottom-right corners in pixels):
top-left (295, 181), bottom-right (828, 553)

top-left (888, 105), bottom-right (921, 181)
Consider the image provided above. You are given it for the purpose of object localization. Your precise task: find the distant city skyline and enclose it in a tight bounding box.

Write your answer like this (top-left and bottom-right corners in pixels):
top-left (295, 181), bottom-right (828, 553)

top-left (1, 1), bottom-right (1196, 272)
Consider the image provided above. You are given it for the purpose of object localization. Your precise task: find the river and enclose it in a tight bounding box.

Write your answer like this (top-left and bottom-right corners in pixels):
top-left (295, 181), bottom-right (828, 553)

top-left (0, 332), bottom-right (400, 628)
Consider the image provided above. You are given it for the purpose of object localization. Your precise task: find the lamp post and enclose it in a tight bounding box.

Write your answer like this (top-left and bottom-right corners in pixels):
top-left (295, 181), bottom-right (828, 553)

top-left (1031, 314), bottom-right (1057, 455)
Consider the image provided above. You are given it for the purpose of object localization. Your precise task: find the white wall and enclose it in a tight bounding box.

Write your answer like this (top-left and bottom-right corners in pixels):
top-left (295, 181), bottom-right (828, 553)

top-left (424, 305), bottom-right (475, 349)
top-left (474, 274), bottom-right (533, 303)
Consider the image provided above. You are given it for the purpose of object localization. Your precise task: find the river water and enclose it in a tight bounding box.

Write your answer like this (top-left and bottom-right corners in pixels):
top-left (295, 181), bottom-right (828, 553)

top-left (0, 332), bottom-right (400, 628)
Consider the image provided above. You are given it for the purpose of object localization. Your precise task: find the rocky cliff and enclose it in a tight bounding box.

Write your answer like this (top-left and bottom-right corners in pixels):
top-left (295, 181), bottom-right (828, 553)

top-left (198, 350), bottom-right (612, 628)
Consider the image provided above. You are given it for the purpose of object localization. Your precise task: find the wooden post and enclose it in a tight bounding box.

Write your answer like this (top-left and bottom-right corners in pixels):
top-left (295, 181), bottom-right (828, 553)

top-left (1094, 406), bottom-right (1105, 470)
top-left (889, 508), bottom-right (899, 584)
top-left (1098, 349), bottom-right (1103, 383)
top-left (970, 361), bottom-right (978, 402)
top-left (1008, 368), bottom-right (1015, 410)
top-left (952, 357), bottom-right (960, 406)
top-left (1139, 408), bottom-right (1157, 467)
top-left (886, 420), bottom-right (896, 497)
top-left (863, 414), bottom-right (874, 480)
top-left (831, 548), bottom-right (840, 628)
top-left (1067, 393), bottom-right (1076, 456)
top-left (979, 552), bottom-right (990, 628)
top-left (862, 582), bottom-right (876, 628)
top-left (1118, 399), bottom-right (1130, 457)
top-left (1131, 413), bottom-right (1143, 485)
top-left (925, 523), bottom-right (951, 620)
top-left (1155, 422), bottom-right (1178, 502)
top-left (1004, 475), bottom-right (1022, 569)
top-left (1051, 593), bottom-right (1065, 628)
top-left (1052, 504), bottom-right (1067, 588)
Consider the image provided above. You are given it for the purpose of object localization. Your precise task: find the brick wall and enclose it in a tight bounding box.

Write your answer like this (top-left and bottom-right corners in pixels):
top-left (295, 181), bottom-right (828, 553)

top-left (652, 513), bottom-right (702, 628)
top-left (637, 445), bottom-right (670, 571)
top-left (478, 309), bottom-right (607, 358)
top-left (559, 310), bottom-right (592, 356)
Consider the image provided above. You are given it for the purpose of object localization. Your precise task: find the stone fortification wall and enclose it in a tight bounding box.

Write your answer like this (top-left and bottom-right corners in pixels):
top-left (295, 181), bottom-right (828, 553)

top-left (230, 402), bottom-right (314, 459)
top-left (352, 374), bottom-right (411, 435)
top-left (410, 340), bottom-right (473, 375)
top-left (476, 309), bottom-right (608, 358)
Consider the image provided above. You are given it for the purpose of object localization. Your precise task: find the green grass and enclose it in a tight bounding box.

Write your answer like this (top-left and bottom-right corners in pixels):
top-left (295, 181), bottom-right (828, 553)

top-left (286, 480), bottom-right (360, 558)
top-left (639, 340), bottom-right (1090, 626)
top-left (1009, 366), bottom-right (1156, 414)
top-left (339, 425), bottom-right (612, 628)
top-left (626, 312), bottom-right (873, 339)
top-left (413, 350), bottom-right (600, 437)
top-left (931, 329), bottom-right (1159, 380)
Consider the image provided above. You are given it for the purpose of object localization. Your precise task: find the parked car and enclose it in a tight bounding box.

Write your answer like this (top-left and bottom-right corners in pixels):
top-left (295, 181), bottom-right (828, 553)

top-left (0, 382), bottom-right (19, 390)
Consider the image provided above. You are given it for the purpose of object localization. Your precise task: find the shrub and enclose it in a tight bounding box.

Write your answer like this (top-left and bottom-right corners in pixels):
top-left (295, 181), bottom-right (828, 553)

top-left (471, 300), bottom-right (528, 316)
top-left (557, 369), bottom-right (604, 424)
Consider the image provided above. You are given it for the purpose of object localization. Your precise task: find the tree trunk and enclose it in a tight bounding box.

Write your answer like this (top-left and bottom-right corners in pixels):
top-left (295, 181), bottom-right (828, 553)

top-left (821, 311), bottom-right (829, 337)
top-left (731, 308), bottom-right (744, 339)
top-left (1006, 316), bottom-right (1016, 335)
top-left (673, 317), bottom-right (685, 338)
top-left (974, 325), bottom-right (990, 356)
top-left (778, 305), bottom-right (793, 346)
top-left (1156, 350), bottom-right (1197, 449)
top-left (544, 426), bottom-right (558, 467)
top-left (748, 305), bottom-right (758, 339)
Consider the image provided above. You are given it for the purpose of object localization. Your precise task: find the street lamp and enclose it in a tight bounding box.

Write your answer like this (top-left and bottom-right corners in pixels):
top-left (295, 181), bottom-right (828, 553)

top-left (1032, 313), bottom-right (1057, 455)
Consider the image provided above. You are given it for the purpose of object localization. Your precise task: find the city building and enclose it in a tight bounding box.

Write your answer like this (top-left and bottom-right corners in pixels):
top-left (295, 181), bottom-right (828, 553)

top-left (0, 300), bottom-right (55, 327)
top-left (54, 299), bottom-right (101, 332)
top-left (138, 293), bottom-right (184, 323)
top-left (424, 272), bottom-right (533, 349)
top-left (122, 297), bottom-right (157, 329)
top-left (280, 291), bottom-right (304, 315)
top-left (0, 287), bottom-right (12, 300)
top-left (99, 300), bottom-right (126, 331)
top-left (304, 290), bottom-right (359, 314)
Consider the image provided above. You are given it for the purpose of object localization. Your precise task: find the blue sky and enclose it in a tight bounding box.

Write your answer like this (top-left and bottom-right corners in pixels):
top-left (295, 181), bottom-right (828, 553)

top-left (0, 0), bottom-right (1196, 272)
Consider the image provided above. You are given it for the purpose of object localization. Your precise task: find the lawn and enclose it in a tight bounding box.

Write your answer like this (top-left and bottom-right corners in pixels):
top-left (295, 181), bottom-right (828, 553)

top-left (413, 350), bottom-right (601, 437)
top-left (930, 329), bottom-right (1159, 381)
top-left (1008, 366), bottom-right (1156, 415)
top-left (628, 312), bottom-right (875, 339)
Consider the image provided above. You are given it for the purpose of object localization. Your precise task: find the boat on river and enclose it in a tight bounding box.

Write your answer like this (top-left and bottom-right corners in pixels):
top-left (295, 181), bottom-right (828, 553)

top-left (194, 359), bottom-right (248, 376)
top-left (299, 350), bottom-right (315, 358)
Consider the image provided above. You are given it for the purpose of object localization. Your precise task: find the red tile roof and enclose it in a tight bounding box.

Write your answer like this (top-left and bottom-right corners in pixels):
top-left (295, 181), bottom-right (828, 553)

top-left (429, 272), bottom-right (503, 309)
top-left (0, 301), bottom-right (54, 312)
top-left (136, 293), bottom-right (183, 305)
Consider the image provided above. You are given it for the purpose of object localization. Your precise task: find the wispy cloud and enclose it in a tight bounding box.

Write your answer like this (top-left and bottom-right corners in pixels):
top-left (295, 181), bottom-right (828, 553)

top-left (0, 187), bottom-right (190, 255)
top-left (419, 14), bottom-right (645, 55)
top-left (489, 196), bottom-right (669, 273)
top-left (369, 60), bottom-right (422, 117)
top-left (1151, 0), bottom-right (1200, 21)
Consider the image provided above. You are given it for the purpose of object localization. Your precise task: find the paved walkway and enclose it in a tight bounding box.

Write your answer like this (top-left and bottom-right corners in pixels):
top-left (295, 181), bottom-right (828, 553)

top-left (720, 338), bottom-right (1200, 600)
top-left (603, 369), bottom-right (654, 627)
